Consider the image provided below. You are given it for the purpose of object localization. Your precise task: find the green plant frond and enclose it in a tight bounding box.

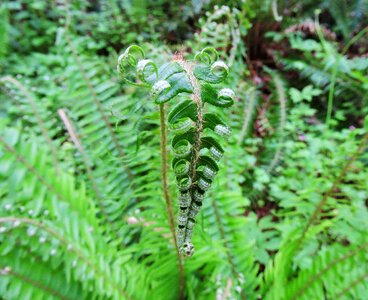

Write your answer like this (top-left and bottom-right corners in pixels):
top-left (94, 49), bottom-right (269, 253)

top-left (261, 240), bottom-right (300, 300)
top-left (57, 48), bottom-right (144, 242)
top-left (0, 3), bottom-right (8, 67)
top-left (193, 5), bottom-right (243, 66)
top-left (117, 45), bottom-right (235, 257)
top-left (193, 189), bottom-right (258, 298)
top-left (0, 127), bottom-right (98, 227)
top-left (265, 73), bottom-right (287, 174)
top-left (0, 250), bottom-right (90, 300)
top-left (237, 85), bottom-right (258, 145)
top-left (0, 126), bottom-right (135, 299)
top-left (285, 243), bottom-right (368, 300)
top-left (0, 76), bottom-right (61, 171)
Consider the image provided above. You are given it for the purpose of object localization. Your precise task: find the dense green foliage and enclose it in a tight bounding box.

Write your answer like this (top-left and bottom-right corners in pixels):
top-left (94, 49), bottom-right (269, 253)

top-left (0, 1), bottom-right (367, 299)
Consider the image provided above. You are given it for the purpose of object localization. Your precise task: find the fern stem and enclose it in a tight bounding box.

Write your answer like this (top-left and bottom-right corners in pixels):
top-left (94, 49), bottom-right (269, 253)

top-left (342, 26), bottom-right (368, 55)
top-left (325, 65), bottom-right (338, 127)
top-left (58, 109), bottom-right (99, 195)
top-left (177, 59), bottom-right (203, 176)
top-left (1, 267), bottom-right (68, 300)
top-left (238, 87), bottom-right (255, 145)
top-left (321, 22), bottom-right (368, 127)
top-left (0, 217), bottom-right (130, 299)
top-left (267, 75), bottom-right (286, 173)
top-left (58, 109), bottom-right (122, 242)
top-left (272, 0), bottom-right (283, 22)
top-left (228, 12), bottom-right (240, 67)
top-left (0, 76), bottom-right (60, 173)
top-left (299, 133), bottom-right (368, 243)
top-left (159, 104), bottom-right (185, 299)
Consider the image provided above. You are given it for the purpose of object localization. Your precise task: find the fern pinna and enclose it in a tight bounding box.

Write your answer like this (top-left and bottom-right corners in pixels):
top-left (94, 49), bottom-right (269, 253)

top-left (117, 46), bottom-right (234, 256)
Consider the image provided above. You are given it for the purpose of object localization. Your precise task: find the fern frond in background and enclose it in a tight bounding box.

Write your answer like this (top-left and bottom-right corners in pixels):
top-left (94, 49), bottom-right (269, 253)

top-left (0, 4), bottom-right (9, 68)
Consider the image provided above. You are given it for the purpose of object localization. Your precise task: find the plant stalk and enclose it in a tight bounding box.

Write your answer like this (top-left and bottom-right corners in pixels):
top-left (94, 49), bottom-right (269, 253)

top-left (238, 87), bottom-right (255, 145)
top-left (159, 104), bottom-right (185, 299)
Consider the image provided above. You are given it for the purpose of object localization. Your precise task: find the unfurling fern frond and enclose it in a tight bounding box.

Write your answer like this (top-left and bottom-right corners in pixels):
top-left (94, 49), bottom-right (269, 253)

top-left (117, 46), bottom-right (234, 256)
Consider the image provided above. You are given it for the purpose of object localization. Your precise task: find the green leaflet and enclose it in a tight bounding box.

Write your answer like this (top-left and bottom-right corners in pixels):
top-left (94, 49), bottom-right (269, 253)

top-left (200, 136), bottom-right (224, 153)
top-left (118, 45), bottom-right (193, 102)
top-left (154, 72), bottom-right (193, 104)
top-left (168, 100), bottom-right (197, 123)
top-left (197, 156), bottom-right (219, 173)
top-left (194, 47), bottom-right (219, 65)
top-left (203, 113), bottom-right (231, 137)
top-left (172, 129), bottom-right (196, 147)
top-left (194, 61), bottom-right (229, 84)
top-left (117, 45), bottom-right (234, 256)
top-left (169, 118), bottom-right (194, 134)
top-left (201, 83), bottom-right (234, 108)
top-left (172, 139), bottom-right (192, 158)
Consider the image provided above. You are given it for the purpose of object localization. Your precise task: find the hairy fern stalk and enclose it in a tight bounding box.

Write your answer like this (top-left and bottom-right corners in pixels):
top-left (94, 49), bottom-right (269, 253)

top-left (117, 46), bottom-right (234, 256)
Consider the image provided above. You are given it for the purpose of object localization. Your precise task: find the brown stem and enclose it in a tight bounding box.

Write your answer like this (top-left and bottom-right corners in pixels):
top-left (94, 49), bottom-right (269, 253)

top-left (58, 109), bottom-right (122, 242)
top-left (159, 104), bottom-right (185, 299)
top-left (238, 87), bottom-right (255, 145)
top-left (266, 75), bottom-right (286, 173)
top-left (58, 109), bottom-right (98, 194)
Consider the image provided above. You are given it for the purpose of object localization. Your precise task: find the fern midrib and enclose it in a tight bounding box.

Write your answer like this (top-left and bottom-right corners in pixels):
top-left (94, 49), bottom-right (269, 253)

top-left (238, 87), bottom-right (255, 145)
top-left (176, 58), bottom-right (204, 240)
top-left (58, 109), bottom-right (123, 243)
top-left (267, 74), bottom-right (286, 174)
top-left (0, 137), bottom-right (67, 203)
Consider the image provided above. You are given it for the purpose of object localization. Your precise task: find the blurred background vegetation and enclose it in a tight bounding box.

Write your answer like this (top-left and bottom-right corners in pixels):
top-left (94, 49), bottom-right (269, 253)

top-left (0, 0), bottom-right (367, 299)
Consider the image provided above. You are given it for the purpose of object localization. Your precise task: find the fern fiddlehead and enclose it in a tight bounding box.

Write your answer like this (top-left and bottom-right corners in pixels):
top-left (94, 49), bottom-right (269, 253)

top-left (117, 46), bottom-right (234, 256)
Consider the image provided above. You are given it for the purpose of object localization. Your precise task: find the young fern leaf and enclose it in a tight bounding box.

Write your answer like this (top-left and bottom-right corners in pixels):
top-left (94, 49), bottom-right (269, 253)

top-left (117, 46), bottom-right (234, 257)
